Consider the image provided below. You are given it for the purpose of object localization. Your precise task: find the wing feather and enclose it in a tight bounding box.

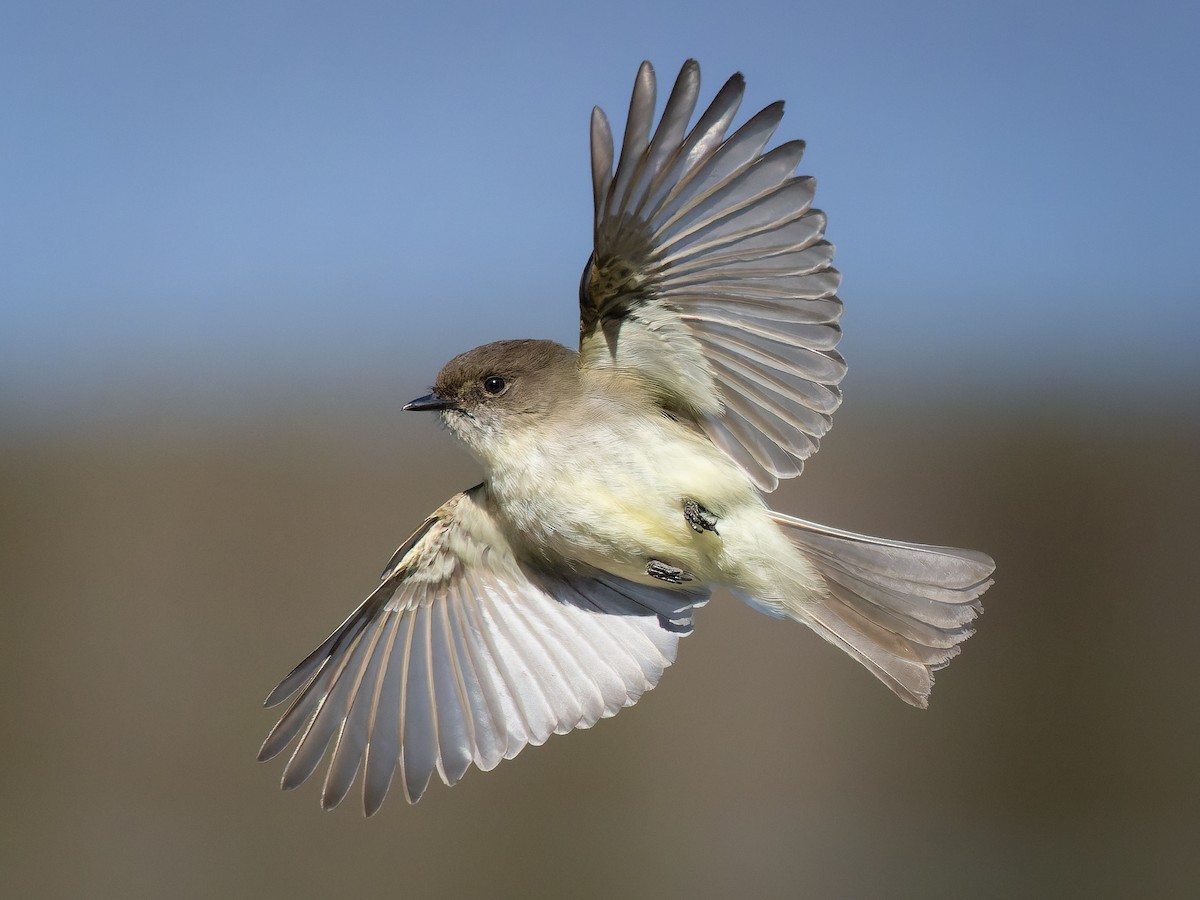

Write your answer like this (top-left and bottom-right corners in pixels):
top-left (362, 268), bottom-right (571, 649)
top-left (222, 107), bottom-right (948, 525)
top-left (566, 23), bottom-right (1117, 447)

top-left (657, 177), bottom-right (818, 259)
top-left (400, 602), bottom-right (438, 804)
top-left (661, 208), bottom-right (828, 268)
top-left (606, 61), bottom-right (657, 223)
top-left (321, 608), bottom-right (392, 809)
top-left (259, 486), bottom-right (708, 812)
top-left (444, 580), bottom-right (512, 769)
top-left (582, 61), bottom-right (843, 491)
top-left (470, 573), bottom-right (557, 747)
top-left (709, 358), bottom-right (831, 440)
top-left (665, 239), bottom-right (834, 286)
top-left (362, 609), bottom-right (404, 816)
top-left (534, 593), bottom-right (636, 721)
top-left (457, 571), bottom-right (532, 758)
top-left (548, 579), bottom-right (660, 704)
top-left (280, 612), bottom-right (377, 791)
top-left (507, 588), bottom-right (608, 730)
top-left (620, 61), bottom-right (701, 222)
top-left (428, 595), bottom-right (475, 785)
top-left (648, 104), bottom-right (785, 236)
top-left (630, 65), bottom-right (744, 230)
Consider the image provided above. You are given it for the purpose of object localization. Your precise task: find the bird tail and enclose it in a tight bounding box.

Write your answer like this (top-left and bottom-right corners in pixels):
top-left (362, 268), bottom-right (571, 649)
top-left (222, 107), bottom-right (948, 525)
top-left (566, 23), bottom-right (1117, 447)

top-left (758, 512), bottom-right (994, 708)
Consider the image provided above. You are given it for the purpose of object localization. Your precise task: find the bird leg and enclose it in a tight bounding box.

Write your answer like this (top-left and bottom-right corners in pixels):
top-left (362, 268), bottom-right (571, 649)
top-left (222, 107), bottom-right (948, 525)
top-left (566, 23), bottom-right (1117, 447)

top-left (646, 560), bottom-right (693, 584)
top-left (683, 499), bottom-right (719, 535)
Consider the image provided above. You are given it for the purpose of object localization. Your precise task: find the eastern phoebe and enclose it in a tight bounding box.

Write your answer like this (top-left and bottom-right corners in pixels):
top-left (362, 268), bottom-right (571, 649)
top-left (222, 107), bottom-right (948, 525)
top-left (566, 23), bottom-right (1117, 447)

top-left (260, 60), bottom-right (994, 814)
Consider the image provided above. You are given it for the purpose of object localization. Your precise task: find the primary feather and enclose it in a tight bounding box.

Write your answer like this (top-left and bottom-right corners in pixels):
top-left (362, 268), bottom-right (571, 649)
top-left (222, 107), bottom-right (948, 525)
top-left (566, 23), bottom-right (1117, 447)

top-left (582, 59), bottom-right (844, 491)
top-left (260, 487), bottom-right (707, 813)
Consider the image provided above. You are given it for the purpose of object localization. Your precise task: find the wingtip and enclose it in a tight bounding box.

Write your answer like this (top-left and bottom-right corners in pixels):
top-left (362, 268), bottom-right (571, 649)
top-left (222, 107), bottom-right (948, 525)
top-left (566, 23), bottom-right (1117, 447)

top-left (674, 59), bottom-right (702, 93)
top-left (590, 105), bottom-right (613, 150)
top-left (970, 552), bottom-right (998, 579)
top-left (262, 684), bottom-right (288, 709)
top-left (257, 723), bottom-right (290, 762)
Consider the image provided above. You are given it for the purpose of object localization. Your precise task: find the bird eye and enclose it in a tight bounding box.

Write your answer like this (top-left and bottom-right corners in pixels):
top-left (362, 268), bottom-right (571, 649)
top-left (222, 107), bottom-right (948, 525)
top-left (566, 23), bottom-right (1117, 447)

top-left (482, 375), bottom-right (507, 395)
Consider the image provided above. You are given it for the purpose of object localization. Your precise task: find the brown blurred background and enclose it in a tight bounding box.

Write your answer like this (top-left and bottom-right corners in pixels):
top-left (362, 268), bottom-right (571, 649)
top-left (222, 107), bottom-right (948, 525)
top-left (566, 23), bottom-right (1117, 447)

top-left (3, 384), bottom-right (1197, 898)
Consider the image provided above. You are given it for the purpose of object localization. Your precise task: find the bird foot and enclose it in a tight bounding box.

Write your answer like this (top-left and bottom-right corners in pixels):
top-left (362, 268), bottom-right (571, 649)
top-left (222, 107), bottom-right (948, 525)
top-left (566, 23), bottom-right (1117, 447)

top-left (646, 560), bottom-right (693, 584)
top-left (683, 499), bottom-right (719, 535)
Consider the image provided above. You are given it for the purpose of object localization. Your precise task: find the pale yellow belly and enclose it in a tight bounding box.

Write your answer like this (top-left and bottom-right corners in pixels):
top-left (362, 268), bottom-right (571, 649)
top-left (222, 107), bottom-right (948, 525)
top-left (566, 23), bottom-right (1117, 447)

top-left (490, 415), bottom-right (760, 586)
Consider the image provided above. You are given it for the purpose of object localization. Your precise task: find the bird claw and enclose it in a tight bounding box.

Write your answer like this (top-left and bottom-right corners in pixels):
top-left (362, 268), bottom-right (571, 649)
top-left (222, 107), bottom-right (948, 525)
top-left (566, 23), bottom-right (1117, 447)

top-left (684, 499), bottom-right (719, 534)
top-left (646, 560), bottom-right (693, 584)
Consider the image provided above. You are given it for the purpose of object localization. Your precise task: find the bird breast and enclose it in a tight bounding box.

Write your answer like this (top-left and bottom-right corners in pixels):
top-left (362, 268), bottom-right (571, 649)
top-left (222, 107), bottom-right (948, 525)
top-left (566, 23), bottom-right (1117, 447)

top-left (482, 404), bottom-right (758, 586)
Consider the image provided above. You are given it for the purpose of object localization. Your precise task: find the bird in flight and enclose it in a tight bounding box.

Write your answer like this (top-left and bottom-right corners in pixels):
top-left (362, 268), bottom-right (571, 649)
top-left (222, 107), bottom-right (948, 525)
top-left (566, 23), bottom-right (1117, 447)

top-left (259, 59), bottom-right (995, 815)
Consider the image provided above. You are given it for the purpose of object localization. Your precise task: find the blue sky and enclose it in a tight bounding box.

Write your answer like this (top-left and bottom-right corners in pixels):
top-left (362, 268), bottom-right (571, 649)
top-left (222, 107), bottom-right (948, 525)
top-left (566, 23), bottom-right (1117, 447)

top-left (3, 1), bottom-right (1198, 420)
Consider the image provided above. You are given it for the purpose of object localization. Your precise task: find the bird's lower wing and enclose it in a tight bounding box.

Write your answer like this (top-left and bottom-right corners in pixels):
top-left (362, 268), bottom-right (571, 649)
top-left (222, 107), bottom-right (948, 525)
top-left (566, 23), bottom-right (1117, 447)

top-left (258, 486), bottom-right (708, 814)
top-left (581, 60), bottom-right (844, 492)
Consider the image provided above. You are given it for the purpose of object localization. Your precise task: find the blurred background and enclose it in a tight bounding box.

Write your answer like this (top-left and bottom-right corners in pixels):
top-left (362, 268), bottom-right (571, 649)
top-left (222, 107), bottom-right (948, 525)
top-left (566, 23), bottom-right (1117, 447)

top-left (3, 1), bottom-right (1198, 897)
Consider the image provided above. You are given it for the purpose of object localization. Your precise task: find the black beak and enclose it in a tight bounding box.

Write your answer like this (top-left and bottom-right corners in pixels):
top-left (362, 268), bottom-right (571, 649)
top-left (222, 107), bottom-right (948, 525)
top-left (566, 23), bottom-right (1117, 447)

top-left (403, 392), bottom-right (456, 412)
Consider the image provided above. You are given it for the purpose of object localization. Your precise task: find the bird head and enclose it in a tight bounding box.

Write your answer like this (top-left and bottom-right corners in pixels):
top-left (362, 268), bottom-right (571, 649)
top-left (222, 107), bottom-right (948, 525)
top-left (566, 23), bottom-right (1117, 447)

top-left (405, 339), bottom-right (579, 464)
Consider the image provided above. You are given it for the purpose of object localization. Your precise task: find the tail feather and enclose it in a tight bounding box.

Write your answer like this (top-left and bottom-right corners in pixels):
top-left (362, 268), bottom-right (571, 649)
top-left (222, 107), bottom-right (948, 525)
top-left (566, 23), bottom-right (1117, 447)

top-left (769, 511), bottom-right (994, 708)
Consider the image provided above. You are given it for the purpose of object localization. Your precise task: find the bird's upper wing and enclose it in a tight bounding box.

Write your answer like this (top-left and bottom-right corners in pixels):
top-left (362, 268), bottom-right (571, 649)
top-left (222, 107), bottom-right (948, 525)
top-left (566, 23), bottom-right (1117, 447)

top-left (581, 60), bottom-right (844, 491)
top-left (258, 486), bottom-right (708, 814)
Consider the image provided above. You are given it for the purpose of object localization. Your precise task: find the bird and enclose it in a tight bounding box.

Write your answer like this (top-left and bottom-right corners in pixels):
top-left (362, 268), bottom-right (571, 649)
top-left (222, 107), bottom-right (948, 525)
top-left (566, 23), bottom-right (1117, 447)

top-left (258, 59), bottom-right (995, 815)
